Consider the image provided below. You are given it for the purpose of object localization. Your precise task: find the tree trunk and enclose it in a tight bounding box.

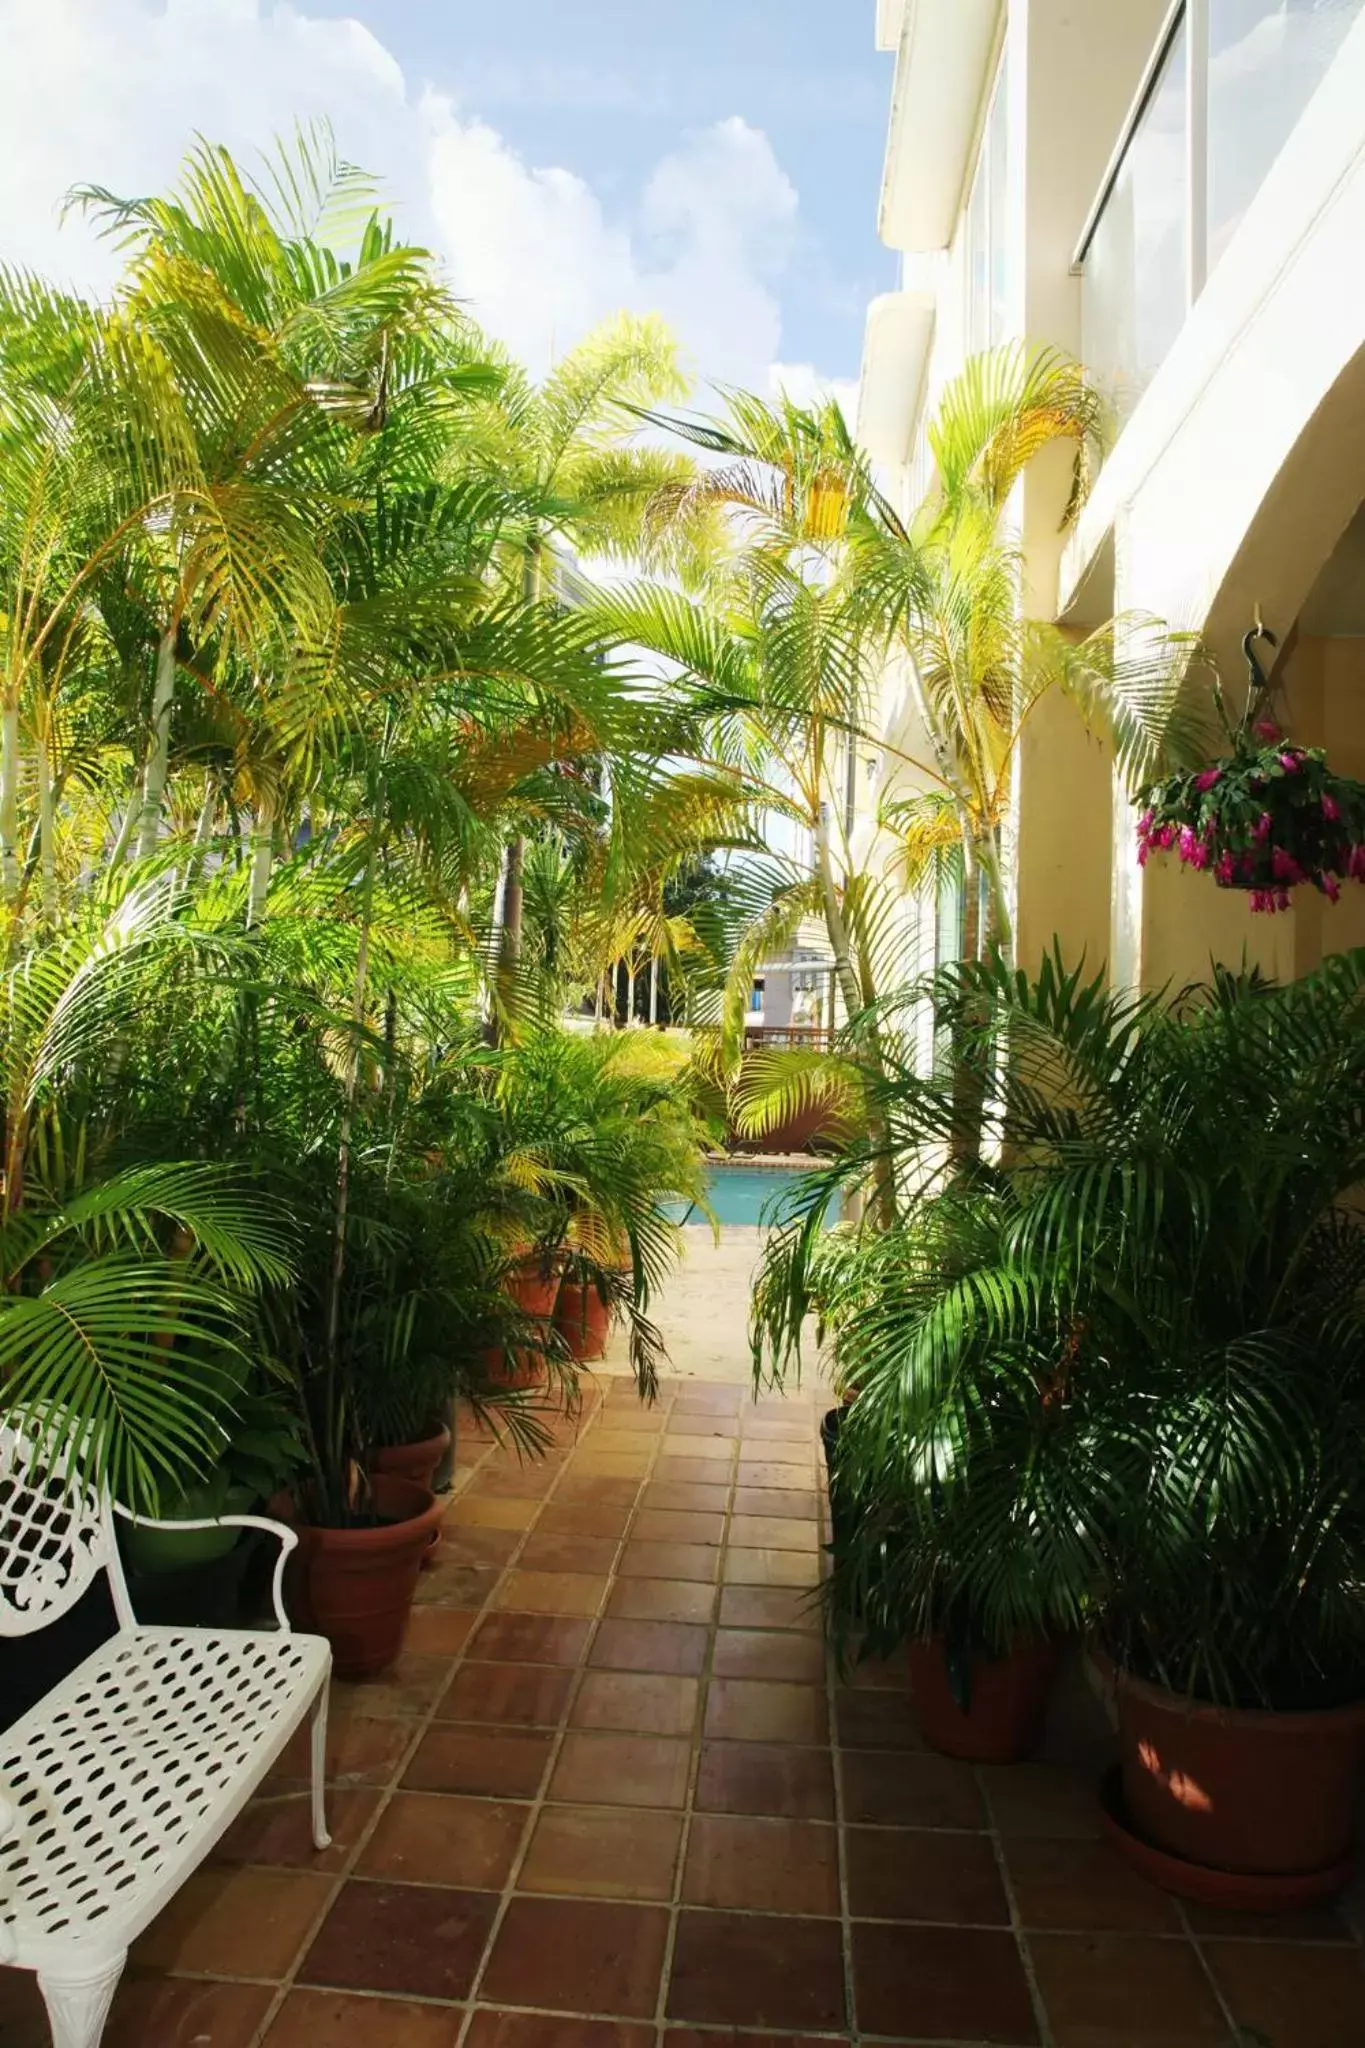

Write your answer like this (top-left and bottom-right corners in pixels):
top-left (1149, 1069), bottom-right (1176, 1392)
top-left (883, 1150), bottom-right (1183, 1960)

top-left (36, 734), bottom-right (56, 926)
top-left (626, 959), bottom-right (636, 1026)
top-left (323, 839), bottom-right (376, 1511)
top-left (0, 699), bottom-right (21, 903)
top-left (649, 956), bottom-right (659, 1026)
top-left (136, 631), bottom-right (178, 859)
top-left (246, 794), bottom-right (275, 927)
top-left (594, 972), bottom-right (605, 1028)
top-left (815, 803), bottom-right (896, 1227)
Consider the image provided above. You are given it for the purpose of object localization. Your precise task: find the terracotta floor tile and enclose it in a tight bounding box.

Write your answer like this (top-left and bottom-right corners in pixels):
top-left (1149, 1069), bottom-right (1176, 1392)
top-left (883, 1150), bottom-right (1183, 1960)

top-left (215, 1787), bottom-right (380, 1873)
top-left (674, 1386), bottom-right (744, 1413)
top-left (331, 1654), bottom-right (454, 1723)
top-left (834, 1688), bottom-right (922, 1750)
top-left (713, 1629), bottom-right (825, 1684)
top-left (980, 1762), bottom-right (1103, 1839)
top-left (663, 1431), bottom-right (738, 1456)
top-left (439, 1661), bottom-right (576, 1726)
top-left (840, 1749), bottom-right (985, 1829)
top-left (518, 1532), bottom-right (622, 1574)
top-left (550, 1731), bottom-right (693, 1808)
top-left (587, 1429), bottom-right (661, 1456)
top-left (414, 1559), bottom-right (503, 1609)
top-left (722, 1547), bottom-right (822, 1589)
top-left (105, 1976), bottom-right (274, 2048)
top-left (683, 1814), bottom-right (840, 1916)
top-left (607, 1576), bottom-right (718, 1623)
top-left (718, 1585), bottom-right (821, 1632)
top-left (1184, 1897), bottom-right (1353, 1942)
top-left (493, 1570), bottom-right (608, 1616)
top-left (572, 1452), bottom-right (655, 1479)
top-left (729, 1515), bottom-right (821, 1552)
top-left (481, 1897), bottom-right (669, 2017)
top-left (618, 1540), bottom-right (720, 1582)
top-left (356, 1791), bottom-right (528, 1887)
top-left (439, 1525), bottom-right (524, 1568)
top-left (655, 1456), bottom-right (738, 1485)
top-left (468, 1462), bottom-right (561, 1499)
top-left (632, 1508), bottom-right (727, 1544)
top-left (134, 1866), bottom-right (333, 1978)
top-left (519, 1802), bottom-right (683, 1900)
top-left (1204, 1940), bottom-right (1365, 2048)
top-left (665, 2034), bottom-right (845, 2048)
top-left (695, 1739), bottom-right (836, 1820)
top-left (301, 1879), bottom-right (498, 2001)
top-left (1030, 1933), bottom-right (1227, 2047)
top-left (667, 1911), bottom-right (846, 2029)
top-left (590, 1617), bottom-right (711, 1675)
top-left (572, 1669), bottom-right (701, 1736)
top-left (1005, 1836), bottom-right (1181, 1933)
top-left (404, 1606), bottom-right (481, 1655)
top-left (270, 1714), bottom-right (411, 1789)
top-left (853, 1923), bottom-right (1038, 2042)
top-left (705, 1678), bottom-right (827, 1744)
top-left (734, 1488), bottom-right (821, 1520)
top-left (264, 1989), bottom-right (461, 2047)
top-left (642, 1482), bottom-right (733, 1513)
top-left (404, 1725), bottom-right (553, 1798)
top-left (737, 1462), bottom-right (818, 1490)
top-left (537, 1502), bottom-right (636, 1540)
top-left (453, 1494), bottom-right (544, 1530)
top-left (467, 1613), bottom-right (593, 1666)
top-left (467, 2015), bottom-right (654, 2048)
top-left (846, 1826), bottom-right (1009, 1924)
top-left (554, 1471), bottom-right (643, 1504)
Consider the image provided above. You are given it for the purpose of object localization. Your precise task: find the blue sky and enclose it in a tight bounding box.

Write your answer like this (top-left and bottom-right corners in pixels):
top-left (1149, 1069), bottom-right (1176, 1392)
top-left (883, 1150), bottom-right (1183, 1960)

top-left (302, 0), bottom-right (896, 380)
top-left (0, 0), bottom-right (895, 398)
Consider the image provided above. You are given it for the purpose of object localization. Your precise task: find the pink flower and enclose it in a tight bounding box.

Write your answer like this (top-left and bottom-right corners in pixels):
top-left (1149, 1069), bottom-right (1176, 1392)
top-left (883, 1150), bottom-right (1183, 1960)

top-left (1279, 752), bottom-right (1302, 774)
top-left (1215, 853), bottom-right (1236, 886)
top-left (1137, 809), bottom-right (1154, 838)
top-left (1194, 769), bottom-right (1222, 792)
top-left (1323, 793), bottom-right (1342, 823)
top-left (1254, 812), bottom-right (1273, 842)
top-left (1351, 846), bottom-right (1365, 881)
top-left (1271, 847), bottom-right (1303, 885)
top-left (1254, 720), bottom-right (1282, 742)
top-left (1251, 889), bottom-right (1273, 914)
top-left (1178, 826), bottom-right (1199, 864)
top-left (1324, 874), bottom-right (1342, 904)
top-left (1137, 842), bottom-right (1150, 868)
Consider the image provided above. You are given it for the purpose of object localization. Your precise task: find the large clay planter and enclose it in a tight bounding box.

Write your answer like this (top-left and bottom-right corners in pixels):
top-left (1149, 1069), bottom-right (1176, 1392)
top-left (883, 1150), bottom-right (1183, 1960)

top-left (368, 1425), bottom-right (452, 1494)
top-left (908, 1636), bottom-right (1061, 1764)
top-left (277, 1476), bottom-right (444, 1680)
top-left (1115, 1666), bottom-right (1365, 1881)
top-left (498, 1258), bottom-right (559, 1386)
top-left (554, 1278), bottom-right (611, 1362)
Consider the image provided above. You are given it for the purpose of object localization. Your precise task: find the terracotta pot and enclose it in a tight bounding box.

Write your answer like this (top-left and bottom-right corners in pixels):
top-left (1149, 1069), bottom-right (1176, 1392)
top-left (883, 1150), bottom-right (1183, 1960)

top-left (276, 1475), bottom-right (444, 1680)
top-left (554, 1278), bottom-right (611, 1362)
top-left (367, 1425), bottom-right (452, 1494)
top-left (1115, 1665), bottom-right (1365, 1879)
top-left (908, 1636), bottom-right (1061, 1763)
top-left (505, 1258), bottom-right (559, 1321)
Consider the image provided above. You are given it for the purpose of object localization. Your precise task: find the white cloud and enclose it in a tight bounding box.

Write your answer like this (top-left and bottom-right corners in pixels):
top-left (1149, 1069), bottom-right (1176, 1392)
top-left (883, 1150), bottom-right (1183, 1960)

top-left (0, 0), bottom-right (816, 394)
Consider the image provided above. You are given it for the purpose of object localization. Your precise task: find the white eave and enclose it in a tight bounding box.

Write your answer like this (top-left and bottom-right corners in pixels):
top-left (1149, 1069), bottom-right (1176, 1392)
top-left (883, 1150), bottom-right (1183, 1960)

top-left (875, 0), bottom-right (907, 53)
top-left (857, 291), bottom-right (936, 471)
top-left (879, 0), bottom-right (1002, 252)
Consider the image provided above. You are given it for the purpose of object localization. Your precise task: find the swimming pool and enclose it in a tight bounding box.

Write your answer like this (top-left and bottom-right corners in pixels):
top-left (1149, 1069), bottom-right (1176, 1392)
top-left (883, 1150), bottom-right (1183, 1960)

top-left (664, 1163), bottom-right (831, 1228)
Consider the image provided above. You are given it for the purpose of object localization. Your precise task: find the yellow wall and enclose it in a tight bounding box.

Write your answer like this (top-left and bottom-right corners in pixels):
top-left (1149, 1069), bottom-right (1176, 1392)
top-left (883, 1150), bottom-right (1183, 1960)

top-left (1014, 686), bottom-right (1115, 981)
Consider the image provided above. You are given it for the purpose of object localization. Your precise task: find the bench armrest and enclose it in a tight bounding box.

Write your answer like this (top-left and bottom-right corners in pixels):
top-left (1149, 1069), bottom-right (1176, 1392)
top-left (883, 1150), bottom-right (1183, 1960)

top-left (114, 1505), bottom-right (299, 1631)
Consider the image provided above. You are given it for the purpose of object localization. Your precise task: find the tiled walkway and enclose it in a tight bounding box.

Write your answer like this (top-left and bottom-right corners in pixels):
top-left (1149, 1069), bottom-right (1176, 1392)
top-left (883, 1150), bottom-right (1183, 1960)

top-left (4, 1376), bottom-right (1365, 2047)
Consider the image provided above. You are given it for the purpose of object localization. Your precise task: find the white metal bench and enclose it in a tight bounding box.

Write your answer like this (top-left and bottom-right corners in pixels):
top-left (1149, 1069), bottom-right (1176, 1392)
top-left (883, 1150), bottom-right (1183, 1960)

top-left (0, 1413), bottom-right (332, 2048)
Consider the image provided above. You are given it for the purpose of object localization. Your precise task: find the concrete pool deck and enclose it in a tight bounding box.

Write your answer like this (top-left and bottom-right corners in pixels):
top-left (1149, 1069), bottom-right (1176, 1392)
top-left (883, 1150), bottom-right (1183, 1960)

top-left (601, 1226), bottom-right (834, 1392)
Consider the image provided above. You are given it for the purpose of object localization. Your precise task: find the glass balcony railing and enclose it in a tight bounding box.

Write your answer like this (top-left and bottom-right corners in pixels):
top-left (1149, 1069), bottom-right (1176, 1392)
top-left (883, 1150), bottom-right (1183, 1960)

top-left (1078, 0), bottom-right (1365, 435)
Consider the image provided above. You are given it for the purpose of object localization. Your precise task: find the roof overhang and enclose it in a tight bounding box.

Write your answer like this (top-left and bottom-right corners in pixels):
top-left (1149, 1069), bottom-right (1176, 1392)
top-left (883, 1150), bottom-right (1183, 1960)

top-left (878, 0), bottom-right (1003, 252)
top-left (875, 0), bottom-right (907, 52)
top-left (857, 290), bottom-right (936, 471)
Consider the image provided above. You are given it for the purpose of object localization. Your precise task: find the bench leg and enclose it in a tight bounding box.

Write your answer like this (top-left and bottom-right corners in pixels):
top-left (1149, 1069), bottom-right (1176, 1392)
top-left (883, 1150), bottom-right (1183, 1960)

top-left (310, 1681), bottom-right (332, 1851)
top-left (39, 1952), bottom-right (125, 2048)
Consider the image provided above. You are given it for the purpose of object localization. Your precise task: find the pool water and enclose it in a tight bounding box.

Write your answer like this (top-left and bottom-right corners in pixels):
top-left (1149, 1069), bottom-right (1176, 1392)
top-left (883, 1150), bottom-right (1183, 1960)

top-left (664, 1164), bottom-right (829, 1228)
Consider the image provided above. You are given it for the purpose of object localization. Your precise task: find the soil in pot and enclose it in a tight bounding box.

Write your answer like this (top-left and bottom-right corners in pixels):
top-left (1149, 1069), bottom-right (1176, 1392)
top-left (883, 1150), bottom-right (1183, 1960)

top-left (908, 1636), bottom-right (1061, 1764)
top-left (276, 1474), bottom-right (444, 1680)
top-left (1114, 1665), bottom-right (1365, 1883)
top-left (368, 1425), bottom-right (452, 1494)
top-left (554, 1278), bottom-right (611, 1362)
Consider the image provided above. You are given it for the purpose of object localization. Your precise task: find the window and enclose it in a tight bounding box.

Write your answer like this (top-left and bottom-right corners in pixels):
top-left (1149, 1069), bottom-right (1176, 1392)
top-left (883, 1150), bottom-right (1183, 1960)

top-left (964, 49), bottom-right (1013, 356)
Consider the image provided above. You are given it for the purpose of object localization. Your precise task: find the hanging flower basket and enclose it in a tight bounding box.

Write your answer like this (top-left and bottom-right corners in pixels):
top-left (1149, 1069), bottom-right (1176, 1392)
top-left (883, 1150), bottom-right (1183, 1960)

top-left (1136, 625), bottom-right (1365, 914)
